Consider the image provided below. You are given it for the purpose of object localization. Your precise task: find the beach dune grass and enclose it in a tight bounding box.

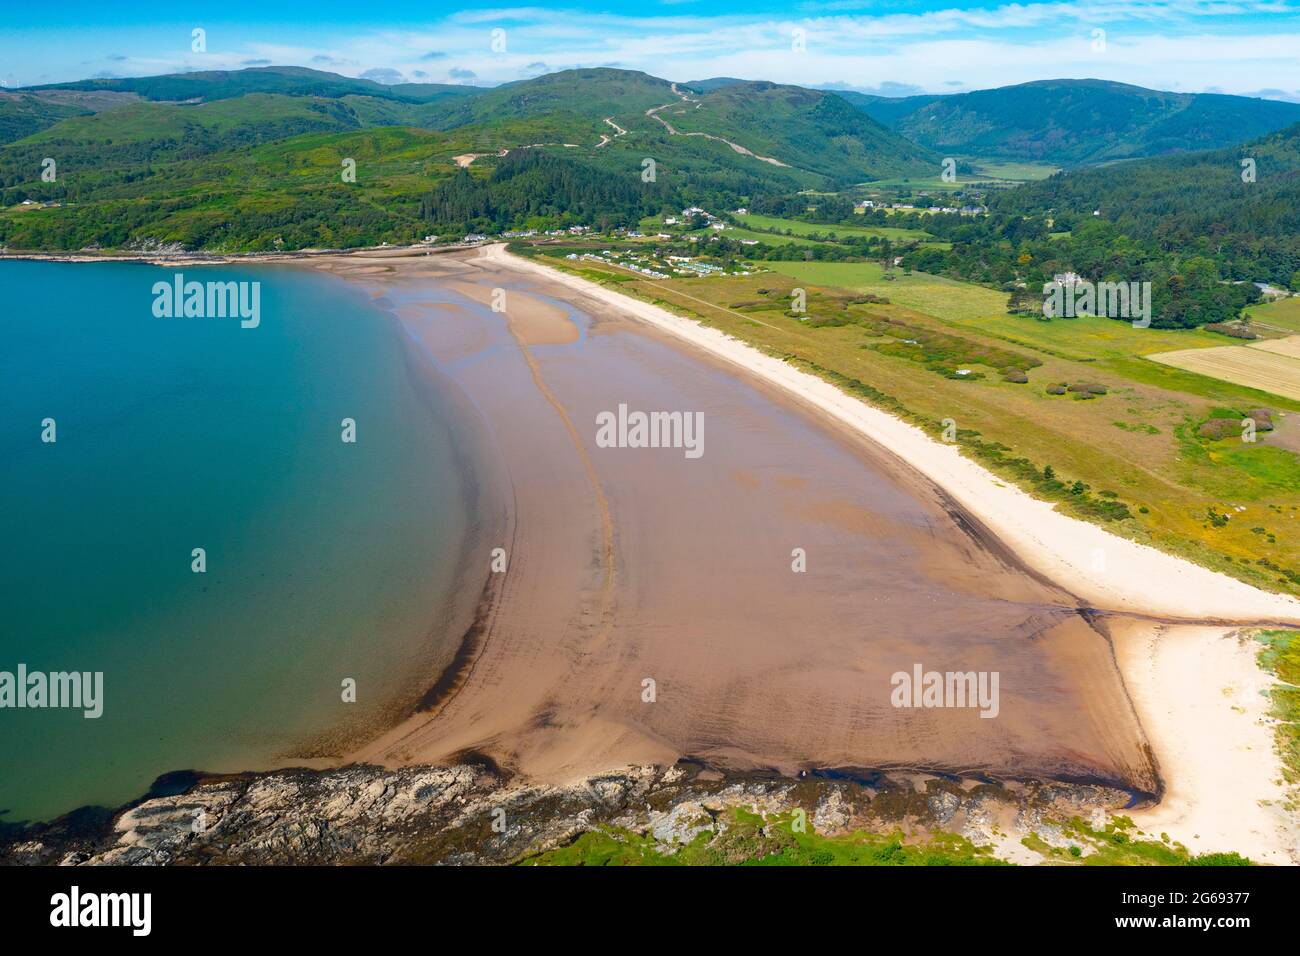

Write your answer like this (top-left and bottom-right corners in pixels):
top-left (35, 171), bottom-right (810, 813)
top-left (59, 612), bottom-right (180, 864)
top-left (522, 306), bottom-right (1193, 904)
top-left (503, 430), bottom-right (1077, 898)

top-left (1257, 629), bottom-right (1300, 799)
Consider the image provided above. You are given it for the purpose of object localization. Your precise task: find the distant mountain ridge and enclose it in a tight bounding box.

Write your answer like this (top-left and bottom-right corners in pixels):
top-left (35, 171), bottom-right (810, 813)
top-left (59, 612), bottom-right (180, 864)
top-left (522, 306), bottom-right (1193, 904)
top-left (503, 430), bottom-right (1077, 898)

top-left (838, 78), bottom-right (1300, 165)
top-left (6, 66), bottom-right (936, 186)
top-left (25, 65), bottom-right (478, 105)
top-left (0, 65), bottom-right (938, 252)
top-left (7, 65), bottom-right (1300, 254)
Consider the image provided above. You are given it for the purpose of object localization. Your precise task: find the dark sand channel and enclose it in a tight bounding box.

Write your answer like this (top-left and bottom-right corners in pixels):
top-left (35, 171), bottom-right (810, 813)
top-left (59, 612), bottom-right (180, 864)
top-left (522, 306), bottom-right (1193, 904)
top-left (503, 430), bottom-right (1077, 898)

top-left (310, 248), bottom-right (1158, 797)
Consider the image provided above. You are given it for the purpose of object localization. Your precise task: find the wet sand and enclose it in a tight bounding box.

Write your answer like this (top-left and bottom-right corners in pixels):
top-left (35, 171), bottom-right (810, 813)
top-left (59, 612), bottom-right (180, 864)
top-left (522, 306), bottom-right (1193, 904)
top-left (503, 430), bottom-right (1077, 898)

top-left (304, 247), bottom-right (1159, 797)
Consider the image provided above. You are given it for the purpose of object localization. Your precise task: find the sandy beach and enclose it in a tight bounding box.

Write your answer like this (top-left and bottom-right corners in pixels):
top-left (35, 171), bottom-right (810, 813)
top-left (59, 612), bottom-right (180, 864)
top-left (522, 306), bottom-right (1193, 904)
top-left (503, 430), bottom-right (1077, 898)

top-left (1113, 622), bottom-right (1297, 864)
top-left (290, 243), bottom-right (1299, 862)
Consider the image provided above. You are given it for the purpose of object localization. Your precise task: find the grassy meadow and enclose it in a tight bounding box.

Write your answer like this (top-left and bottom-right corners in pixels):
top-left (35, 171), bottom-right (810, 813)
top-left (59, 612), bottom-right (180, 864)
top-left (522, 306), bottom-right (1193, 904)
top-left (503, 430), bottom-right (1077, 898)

top-left (735, 211), bottom-right (935, 241)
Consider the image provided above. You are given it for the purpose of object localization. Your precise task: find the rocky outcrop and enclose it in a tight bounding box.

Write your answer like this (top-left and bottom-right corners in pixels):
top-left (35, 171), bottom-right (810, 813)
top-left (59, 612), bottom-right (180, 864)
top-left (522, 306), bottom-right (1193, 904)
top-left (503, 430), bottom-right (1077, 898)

top-left (0, 761), bottom-right (1137, 866)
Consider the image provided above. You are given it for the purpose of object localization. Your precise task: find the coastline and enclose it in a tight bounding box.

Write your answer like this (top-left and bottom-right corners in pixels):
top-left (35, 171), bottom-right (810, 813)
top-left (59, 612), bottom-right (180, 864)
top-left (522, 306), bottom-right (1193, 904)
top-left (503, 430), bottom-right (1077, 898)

top-left (481, 241), bottom-right (1300, 860)
top-left (308, 246), bottom-right (1163, 793)
top-left (0, 256), bottom-right (502, 822)
top-left (488, 244), bottom-right (1300, 625)
top-left (1114, 622), bottom-right (1298, 864)
top-left (263, 257), bottom-right (517, 768)
top-left (6, 244), bottom-right (1297, 862)
top-left (0, 243), bottom-right (482, 266)
top-left (214, 244), bottom-right (1300, 861)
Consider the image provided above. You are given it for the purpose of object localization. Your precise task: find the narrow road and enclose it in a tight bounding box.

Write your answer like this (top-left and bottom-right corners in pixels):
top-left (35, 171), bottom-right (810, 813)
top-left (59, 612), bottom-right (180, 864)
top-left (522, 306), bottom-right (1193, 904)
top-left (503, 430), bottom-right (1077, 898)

top-left (645, 83), bottom-right (790, 167)
top-left (595, 116), bottom-right (628, 148)
top-left (453, 143), bottom-right (582, 167)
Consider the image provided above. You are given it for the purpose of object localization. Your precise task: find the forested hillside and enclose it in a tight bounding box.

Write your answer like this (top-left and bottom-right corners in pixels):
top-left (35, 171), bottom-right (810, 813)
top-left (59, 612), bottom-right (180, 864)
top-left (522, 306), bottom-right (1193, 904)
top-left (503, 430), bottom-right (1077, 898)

top-left (843, 79), bottom-right (1300, 165)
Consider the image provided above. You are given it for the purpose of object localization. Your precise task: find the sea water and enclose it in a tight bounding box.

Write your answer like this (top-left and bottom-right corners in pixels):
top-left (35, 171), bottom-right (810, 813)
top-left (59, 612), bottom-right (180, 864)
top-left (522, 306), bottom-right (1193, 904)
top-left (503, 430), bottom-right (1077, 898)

top-left (0, 260), bottom-right (471, 822)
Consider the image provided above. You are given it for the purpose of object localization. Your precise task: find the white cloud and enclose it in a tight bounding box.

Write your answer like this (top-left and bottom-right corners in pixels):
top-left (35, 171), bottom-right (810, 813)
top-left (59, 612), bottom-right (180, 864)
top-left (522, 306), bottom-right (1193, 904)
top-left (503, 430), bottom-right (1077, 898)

top-left (5, 2), bottom-right (1299, 96)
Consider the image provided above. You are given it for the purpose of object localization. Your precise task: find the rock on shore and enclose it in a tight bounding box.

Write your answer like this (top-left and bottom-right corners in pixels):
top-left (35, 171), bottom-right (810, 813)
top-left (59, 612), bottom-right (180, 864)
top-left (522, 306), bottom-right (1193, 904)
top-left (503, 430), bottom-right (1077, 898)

top-left (0, 761), bottom-right (1135, 866)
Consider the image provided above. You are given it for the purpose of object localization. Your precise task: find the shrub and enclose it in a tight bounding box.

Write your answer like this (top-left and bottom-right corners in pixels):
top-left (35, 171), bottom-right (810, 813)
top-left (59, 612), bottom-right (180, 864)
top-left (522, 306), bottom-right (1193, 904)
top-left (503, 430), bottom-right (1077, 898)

top-left (1198, 418), bottom-right (1240, 440)
top-left (1246, 408), bottom-right (1274, 430)
top-left (1204, 322), bottom-right (1258, 340)
top-left (1188, 852), bottom-right (1252, 866)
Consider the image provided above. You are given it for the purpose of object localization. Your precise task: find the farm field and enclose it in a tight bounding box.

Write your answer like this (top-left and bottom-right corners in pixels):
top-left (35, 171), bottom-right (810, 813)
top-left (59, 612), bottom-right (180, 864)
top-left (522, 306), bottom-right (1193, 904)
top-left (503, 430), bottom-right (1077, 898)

top-left (1149, 342), bottom-right (1300, 401)
top-left (527, 245), bottom-right (1300, 595)
top-left (967, 159), bottom-right (1060, 181)
top-left (854, 158), bottom-right (1057, 192)
top-left (716, 226), bottom-right (824, 247)
top-left (735, 212), bottom-right (935, 241)
top-left (1251, 335), bottom-right (1300, 359)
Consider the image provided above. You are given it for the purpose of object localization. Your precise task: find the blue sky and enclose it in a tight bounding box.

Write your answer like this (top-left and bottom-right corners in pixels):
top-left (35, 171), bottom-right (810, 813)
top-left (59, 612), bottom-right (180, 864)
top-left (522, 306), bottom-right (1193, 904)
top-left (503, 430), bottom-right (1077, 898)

top-left (4, 1), bottom-right (1300, 100)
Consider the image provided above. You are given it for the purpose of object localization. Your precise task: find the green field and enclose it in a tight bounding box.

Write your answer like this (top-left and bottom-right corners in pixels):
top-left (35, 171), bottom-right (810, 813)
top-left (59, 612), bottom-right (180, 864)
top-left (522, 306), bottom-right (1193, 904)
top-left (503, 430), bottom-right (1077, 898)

top-left (962, 312), bottom-right (1230, 360)
top-left (763, 260), bottom-right (1004, 323)
top-left (968, 159), bottom-right (1060, 182)
top-left (736, 212), bottom-right (934, 241)
top-left (718, 225), bottom-right (823, 247)
top-left (1247, 296), bottom-right (1300, 335)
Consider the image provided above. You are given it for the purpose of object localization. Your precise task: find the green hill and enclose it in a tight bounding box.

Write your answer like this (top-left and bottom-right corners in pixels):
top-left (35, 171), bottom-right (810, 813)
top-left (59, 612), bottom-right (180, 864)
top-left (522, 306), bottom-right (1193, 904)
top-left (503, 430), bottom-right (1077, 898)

top-left (0, 66), bottom-right (941, 251)
top-left (681, 78), bottom-right (749, 93)
top-left (842, 79), bottom-right (1300, 166)
top-left (670, 80), bottom-right (937, 183)
top-left (415, 70), bottom-right (933, 183)
top-left (895, 121), bottom-right (1300, 329)
top-left (988, 121), bottom-right (1300, 285)
top-left (423, 68), bottom-right (672, 127)
top-left (0, 93), bottom-right (92, 145)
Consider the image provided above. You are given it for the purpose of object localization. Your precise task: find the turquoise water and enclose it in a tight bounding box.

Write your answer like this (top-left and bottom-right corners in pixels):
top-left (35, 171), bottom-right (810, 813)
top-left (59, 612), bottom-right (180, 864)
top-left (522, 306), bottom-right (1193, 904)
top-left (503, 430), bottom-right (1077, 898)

top-left (0, 261), bottom-right (471, 822)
